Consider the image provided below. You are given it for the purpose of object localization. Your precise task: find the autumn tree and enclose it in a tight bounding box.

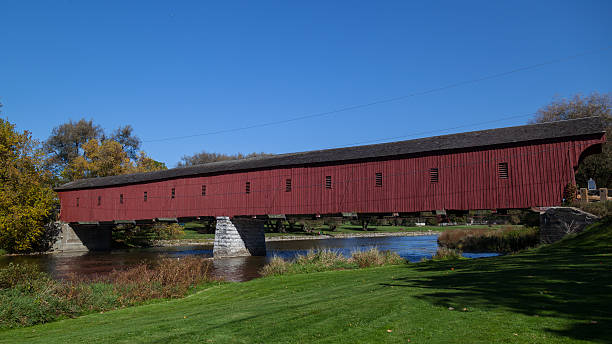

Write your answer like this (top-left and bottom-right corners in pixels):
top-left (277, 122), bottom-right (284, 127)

top-left (531, 92), bottom-right (611, 187)
top-left (44, 119), bottom-right (103, 175)
top-left (46, 119), bottom-right (164, 181)
top-left (63, 139), bottom-right (166, 181)
top-left (0, 116), bottom-right (57, 253)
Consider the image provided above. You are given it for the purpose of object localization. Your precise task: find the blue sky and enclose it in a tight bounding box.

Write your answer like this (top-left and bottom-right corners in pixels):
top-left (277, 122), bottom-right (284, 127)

top-left (1, 1), bottom-right (610, 167)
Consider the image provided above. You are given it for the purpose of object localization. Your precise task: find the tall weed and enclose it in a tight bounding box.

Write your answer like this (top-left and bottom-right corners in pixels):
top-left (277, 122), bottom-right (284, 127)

top-left (0, 257), bottom-right (214, 329)
top-left (438, 226), bottom-right (539, 253)
top-left (260, 248), bottom-right (406, 277)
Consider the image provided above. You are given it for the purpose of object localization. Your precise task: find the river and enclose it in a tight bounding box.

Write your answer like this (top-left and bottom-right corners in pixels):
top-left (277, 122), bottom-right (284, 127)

top-left (0, 235), bottom-right (498, 282)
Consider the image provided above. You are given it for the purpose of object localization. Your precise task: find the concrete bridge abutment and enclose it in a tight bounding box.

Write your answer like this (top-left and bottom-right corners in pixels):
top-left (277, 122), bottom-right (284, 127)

top-left (51, 222), bottom-right (113, 252)
top-left (213, 216), bottom-right (266, 257)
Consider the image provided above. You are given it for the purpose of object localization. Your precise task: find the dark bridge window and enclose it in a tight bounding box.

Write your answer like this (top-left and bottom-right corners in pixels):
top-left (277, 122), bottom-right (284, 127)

top-left (430, 168), bottom-right (439, 183)
top-left (171, 188), bottom-right (175, 199)
top-left (120, 194), bottom-right (124, 204)
top-left (325, 176), bottom-right (332, 189)
top-left (144, 191), bottom-right (148, 202)
top-left (201, 185), bottom-right (206, 196)
top-left (498, 162), bottom-right (509, 179)
top-left (246, 182), bottom-right (251, 194)
top-left (375, 172), bottom-right (383, 187)
top-left (76, 198), bottom-right (79, 207)
top-left (97, 196), bottom-right (101, 206)
top-left (285, 179), bottom-right (291, 192)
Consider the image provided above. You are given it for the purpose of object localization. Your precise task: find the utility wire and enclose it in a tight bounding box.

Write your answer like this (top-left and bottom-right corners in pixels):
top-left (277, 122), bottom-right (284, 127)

top-left (143, 45), bottom-right (612, 144)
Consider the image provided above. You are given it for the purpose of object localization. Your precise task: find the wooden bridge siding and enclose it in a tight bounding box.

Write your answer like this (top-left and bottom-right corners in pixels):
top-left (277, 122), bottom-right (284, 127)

top-left (58, 137), bottom-right (602, 222)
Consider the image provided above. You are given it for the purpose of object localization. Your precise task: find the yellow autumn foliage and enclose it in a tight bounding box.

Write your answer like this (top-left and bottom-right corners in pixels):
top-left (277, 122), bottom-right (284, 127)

top-left (63, 139), bottom-right (166, 181)
top-left (0, 118), bottom-right (57, 252)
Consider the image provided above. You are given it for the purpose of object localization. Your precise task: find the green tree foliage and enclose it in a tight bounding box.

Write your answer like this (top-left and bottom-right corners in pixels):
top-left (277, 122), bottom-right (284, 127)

top-left (109, 125), bottom-right (141, 160)
top-left (44, 119), bottom-right (103, 175)
top-left (177, 150), bottom-right (272, 167)
top-left (531, 93), bottom-right (611, 187)
top-left (46, 119), bottom-right (165, 182)
top-left (0, 117), bottom-right (57, 253)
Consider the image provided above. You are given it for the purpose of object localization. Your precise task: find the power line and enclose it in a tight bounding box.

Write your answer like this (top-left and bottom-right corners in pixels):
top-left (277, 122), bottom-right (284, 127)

top-left (143, 45), bottom-right (612, 144)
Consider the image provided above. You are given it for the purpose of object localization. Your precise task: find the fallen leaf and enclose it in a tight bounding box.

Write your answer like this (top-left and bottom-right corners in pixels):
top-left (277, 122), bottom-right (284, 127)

top-left (448, 307), bottom-right (455, 310)
top-left (387, 329), bottom-right (393, 333)
top-left (591, 320), bottom-right (598, 324)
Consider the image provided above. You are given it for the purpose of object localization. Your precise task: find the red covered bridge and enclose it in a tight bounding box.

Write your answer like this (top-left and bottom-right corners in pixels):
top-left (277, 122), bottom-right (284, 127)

top-left (54, 117), bottom-right (606, 256)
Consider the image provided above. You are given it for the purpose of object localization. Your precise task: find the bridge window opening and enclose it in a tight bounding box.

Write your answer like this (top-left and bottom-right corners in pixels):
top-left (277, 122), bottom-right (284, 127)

top-left (498, 162), bottom-right (509, 179)
top-left (171, 188), bottom-right (175, 199)
top-left (201, 185), bottom-right (206, 196)
top-left (325, 176), bottom-right (332, 189)
top-left (144, 192), bottom-right (147, 202)
top-left (120, 194), bottom-right (124, 204)
top-left (375, 172), bottom-right (383, 187)
top-left (246, 182), bottom-right (251, 194)
top-left (430, 168), bottom-right (439, 183)
top-left (285, 179), bottom-right (292, 192)
top-left (97, 196), bottom-right (101, 206)
top-left (76, 198), bottom-right (79, 207)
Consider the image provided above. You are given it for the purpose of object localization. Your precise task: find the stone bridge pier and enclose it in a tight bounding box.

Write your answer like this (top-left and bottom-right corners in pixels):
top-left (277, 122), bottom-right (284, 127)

top-left (51, 222), bottom-right (113, 252)
top-left (213, 217), bottom-right (266, 257)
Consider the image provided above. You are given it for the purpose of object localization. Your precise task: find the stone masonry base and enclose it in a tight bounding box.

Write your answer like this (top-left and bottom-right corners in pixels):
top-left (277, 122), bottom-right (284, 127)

top-left (213, 217), bottom-right (266, 257)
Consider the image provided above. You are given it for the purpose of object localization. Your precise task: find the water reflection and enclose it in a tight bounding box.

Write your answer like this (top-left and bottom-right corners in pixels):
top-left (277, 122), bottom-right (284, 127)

top-left (0, 235), bottom-right (498, 282)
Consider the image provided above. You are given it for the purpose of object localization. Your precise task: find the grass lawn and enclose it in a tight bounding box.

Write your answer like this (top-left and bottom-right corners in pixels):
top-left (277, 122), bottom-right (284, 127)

top-left (2, 220), bottom-right (609, 343)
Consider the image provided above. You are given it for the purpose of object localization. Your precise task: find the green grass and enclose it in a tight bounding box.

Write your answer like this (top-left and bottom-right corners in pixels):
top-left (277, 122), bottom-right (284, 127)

top-left (0, 249), bottom-right (6, 256)
top-left (2, 219), bottom-right (610, 343)
top-left (180, 229), bottom-right (214, 240)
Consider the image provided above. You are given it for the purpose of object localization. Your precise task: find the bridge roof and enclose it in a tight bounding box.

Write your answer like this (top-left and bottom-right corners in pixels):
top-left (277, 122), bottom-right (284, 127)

top-left (55, 116), bottom-right (606, 191)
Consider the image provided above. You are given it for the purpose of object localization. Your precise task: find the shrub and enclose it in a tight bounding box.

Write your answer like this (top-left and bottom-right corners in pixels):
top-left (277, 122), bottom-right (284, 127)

top-left (259, 257), bottom-right (290, 276)
top-left (350, 248), bottom-right (405, 268)
top-left (0, 258), bottom-right (214, 329)
top-left (0, 263), bottom-right (48, 289)
top-left (573, 200), bottom-right (612, 217)
top-left (260, 248), bottom-right (406, 276)
top-left (563, 183), bottom-right (578, 205)
top-left (113, 223), bottom-right (185, 247)
top-left (438, 226), bottom-right (539, 253)
top-left (432, 247), bottom-right (463, 260)
top-left (324, 218), bottom-right (341, 231)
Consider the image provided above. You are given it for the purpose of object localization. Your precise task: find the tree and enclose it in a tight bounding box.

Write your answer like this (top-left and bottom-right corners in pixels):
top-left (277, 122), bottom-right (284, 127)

top-left (45, 120), bottom-right (143, 180)
top-left (44, 119), bottom-right (103, 174)
top-left (109, 125), bottom-right (141, 161)
top-left (63, 139), bottom-right (166, 181)
top-left (177, 150), bottom-right (272, 167)
top-left (531, 93), bottom-right (611, 187)
top-left (0, 116), bottom-right (57, 253)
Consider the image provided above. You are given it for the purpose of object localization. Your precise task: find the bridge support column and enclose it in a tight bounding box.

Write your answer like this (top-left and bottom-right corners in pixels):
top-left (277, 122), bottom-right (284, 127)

top-left (51, 222), bottom-right (113, 252)
top-left (213, 217), bottom-right (266, 257)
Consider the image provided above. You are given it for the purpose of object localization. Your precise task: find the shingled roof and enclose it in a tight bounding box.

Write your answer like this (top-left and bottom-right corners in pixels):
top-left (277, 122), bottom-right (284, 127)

top-left (55, 116), bottom-right (606, 191)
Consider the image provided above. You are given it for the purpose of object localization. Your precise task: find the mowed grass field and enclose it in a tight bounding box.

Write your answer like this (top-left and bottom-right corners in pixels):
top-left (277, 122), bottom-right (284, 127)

top-left (2, 220), bottom-right (610, 343)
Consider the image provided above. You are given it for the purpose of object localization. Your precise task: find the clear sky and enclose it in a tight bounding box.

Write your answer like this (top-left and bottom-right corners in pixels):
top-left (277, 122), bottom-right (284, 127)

top-left (1, 1), bottom-right (610, 167)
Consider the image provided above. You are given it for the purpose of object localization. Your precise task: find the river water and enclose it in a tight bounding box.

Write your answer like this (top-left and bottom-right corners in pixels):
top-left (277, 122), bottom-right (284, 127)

top-left (0, 235), bottom-right (498, 282)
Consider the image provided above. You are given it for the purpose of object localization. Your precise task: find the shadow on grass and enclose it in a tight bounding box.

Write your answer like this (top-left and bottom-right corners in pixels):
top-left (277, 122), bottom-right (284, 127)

top-left (383, 218), bottom-right (612, 343)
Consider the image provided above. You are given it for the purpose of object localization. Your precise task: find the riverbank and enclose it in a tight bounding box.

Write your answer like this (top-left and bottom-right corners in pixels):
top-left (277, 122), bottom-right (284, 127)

top-left (2, 218), bottom-right (609, 343)
top-left (154, 229), bottom-right (440, 247)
